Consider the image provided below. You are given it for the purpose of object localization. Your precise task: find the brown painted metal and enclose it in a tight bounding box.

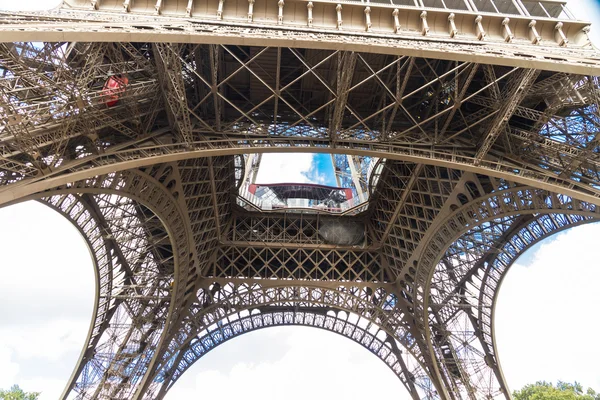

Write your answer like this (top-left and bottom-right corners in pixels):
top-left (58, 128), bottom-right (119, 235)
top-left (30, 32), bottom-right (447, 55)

top-left (1, 1), bottom-right (600, 398)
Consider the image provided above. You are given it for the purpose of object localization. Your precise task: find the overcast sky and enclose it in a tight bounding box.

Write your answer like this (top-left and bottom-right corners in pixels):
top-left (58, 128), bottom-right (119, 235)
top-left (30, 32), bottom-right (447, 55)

top-left (1, 0), bottom-right (600, 399)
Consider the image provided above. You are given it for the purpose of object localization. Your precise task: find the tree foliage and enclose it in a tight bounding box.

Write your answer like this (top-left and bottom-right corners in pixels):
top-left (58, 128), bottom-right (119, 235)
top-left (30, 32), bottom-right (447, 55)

top-left (514, 381), bottom-right (600, 400)
top-left (0, 385), bottom-right (39, 400)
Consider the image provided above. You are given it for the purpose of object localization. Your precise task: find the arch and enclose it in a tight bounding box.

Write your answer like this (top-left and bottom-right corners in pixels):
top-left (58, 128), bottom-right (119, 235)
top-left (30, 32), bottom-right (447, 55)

top-left (9, 166), bottom-right (600, 399)
top-left (428, 213), bottom-right (595, 399)
top-left (413, 186), bottom-right (600, 399)
top-left (145, 281), bottom-right (442, 399)
top-left (483, 215), bottom-right (597, 393)
top-left (39, 193), bottom-right (121, 397)
top-left (2, 142), bottom-right (600, 210)
top-left (417, 186), bottom-right (600, 291)
top-left (158, 309), bottom-right (436, 400)
top-left (7, 167), bottom-right (195, 400)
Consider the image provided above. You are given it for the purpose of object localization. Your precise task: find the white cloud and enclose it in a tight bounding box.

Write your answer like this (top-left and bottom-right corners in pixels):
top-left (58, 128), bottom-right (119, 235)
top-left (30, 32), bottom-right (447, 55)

top-left (495, 222), bottom-right (600, 392)
top-left (0, 346), bottom-right (20, 389)
top-left (0, 319), bottom-right (89, 362)
top-left (0, 201), bottom-right (93, 394)
top-left (255, 153), bottom-right (325, 185)
top-left (19, 377), bottom-right (67, 400)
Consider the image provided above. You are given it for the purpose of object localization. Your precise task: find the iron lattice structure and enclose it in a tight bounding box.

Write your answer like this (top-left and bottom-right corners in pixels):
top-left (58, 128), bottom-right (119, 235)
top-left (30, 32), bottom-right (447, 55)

top-left (1, 0), bottom-right (600, 398)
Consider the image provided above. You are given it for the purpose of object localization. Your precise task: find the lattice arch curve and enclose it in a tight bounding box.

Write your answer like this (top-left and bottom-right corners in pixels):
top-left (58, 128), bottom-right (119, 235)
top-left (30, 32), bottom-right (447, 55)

top-left (412, 186), bottom-right (600, 399)
top-left (37, 194), bottom-right (110, 395)
top-left (3, 147), bottom-right (600, 212)
top-left (2, 168), bottom-right (196, 400)
top-left (155, 309), bottom-right (434, 399)
top-left (483, 215), bottom-right (597, 391)
top-left (147, 280), bottom-right (441, 399)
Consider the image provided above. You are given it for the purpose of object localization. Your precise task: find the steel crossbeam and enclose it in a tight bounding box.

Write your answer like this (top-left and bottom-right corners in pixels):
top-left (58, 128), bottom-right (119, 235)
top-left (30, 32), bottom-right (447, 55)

top-left (154, 43), bottom-right (196, 144)
top-left (475, 68), bottom-right (540, 163)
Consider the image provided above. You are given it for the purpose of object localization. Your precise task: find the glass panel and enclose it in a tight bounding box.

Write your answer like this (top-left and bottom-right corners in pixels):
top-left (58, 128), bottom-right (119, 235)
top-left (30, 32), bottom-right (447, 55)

top-left (522, 1), bottom-right (566, 18)
top-left (441, 0), bottom-right (470, 11)
top-left (474, 0), bottom-right (521, 15)
top-left (390, 0), bottom-right (419, 7)
top-left (422, 0), bottom-right (447, 9)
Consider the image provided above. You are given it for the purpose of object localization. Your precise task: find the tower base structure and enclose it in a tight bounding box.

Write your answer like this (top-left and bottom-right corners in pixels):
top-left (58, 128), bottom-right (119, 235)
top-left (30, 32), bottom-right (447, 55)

top-left (1, 1), bottom-right (600, 398)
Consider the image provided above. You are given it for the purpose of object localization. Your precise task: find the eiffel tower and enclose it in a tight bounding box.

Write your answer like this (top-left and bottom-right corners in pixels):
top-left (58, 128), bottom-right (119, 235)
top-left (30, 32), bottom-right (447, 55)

top-left (1, 0), bottom-right (599, 398)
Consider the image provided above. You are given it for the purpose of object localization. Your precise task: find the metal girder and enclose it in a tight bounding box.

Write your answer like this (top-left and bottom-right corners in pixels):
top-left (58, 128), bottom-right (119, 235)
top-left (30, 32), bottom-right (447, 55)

top-left (378, 164), bottom-right (425, 245)
top-left (156, 309), bottom-right (425, 400)
top-left (330, 51), bottom-right (357, 144)
top-left (373, 162), bottom-right (463, 279)
top-left (147, 279), bottom-right (438, 398)
top-left (213, 245), bottom-right (385, 281)
top-left (153, 43), bottom-right (195, 144)
top-left (1, 6), bottom-right (600, 74)
top-left (30, 168), bottom-right (197, 400)
top-left (474, 68), bottom-right (540, 163)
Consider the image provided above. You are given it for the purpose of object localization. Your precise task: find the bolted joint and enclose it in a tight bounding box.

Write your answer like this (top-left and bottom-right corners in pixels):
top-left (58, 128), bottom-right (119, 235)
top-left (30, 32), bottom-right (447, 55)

top-left (420, 11), bottom-right (429, 36)
top-left (528, 20), bottom-right (542, 44)
top-left (336, 4), bottom-right (343, 30)
top-left (392, 8), bottom-right (401, 33)
top-left (501, 17), bottom-right (513, 43)
top-left (448, 13), bottom-right (458, 38)
top-left (555, 22), bottom-right (569, 47)
top-left (278, 0), bottom-right (284, 25)
top-left (364, 7), bottom-right (372, 32)
top-left (307, 1), bottom-right (314, 27)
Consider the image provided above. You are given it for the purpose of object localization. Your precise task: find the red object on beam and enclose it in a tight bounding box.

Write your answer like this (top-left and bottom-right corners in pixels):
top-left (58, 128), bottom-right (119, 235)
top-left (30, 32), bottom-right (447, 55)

top-left (102, 75), bottom-right (129, 107)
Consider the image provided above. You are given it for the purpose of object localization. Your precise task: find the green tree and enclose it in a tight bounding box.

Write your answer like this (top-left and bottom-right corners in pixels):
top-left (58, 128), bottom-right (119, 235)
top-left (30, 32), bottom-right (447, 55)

top-left (514, 381), bottom-right (600, 400)
top-left (0, 385), bottom-right (40, 400)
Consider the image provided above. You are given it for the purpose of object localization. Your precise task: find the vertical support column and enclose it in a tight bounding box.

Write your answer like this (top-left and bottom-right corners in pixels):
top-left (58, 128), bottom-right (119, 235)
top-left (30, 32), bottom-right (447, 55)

top-left (307, 2), bottom-right (314, 27)
top-left (217, 0), bottom-right (225, 20)
top-left (336, 4), bottom-right (343, 30)
top-left (392, 8), bottom-right (401, 33)
top-left (278, 0), bottom-right (284, 25)
top-left (448, 13), bottom-right (458, 38)
top-left (502, 18), bottom-right (514, 43)
top-left (364, 7), bottom-right (372, 32)
top-left (248, 0), bottom-right (255, 22)
top-left (420, 11), bottom-right (429, 36)
top-left (153, 43), bottom-right (195, 145)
